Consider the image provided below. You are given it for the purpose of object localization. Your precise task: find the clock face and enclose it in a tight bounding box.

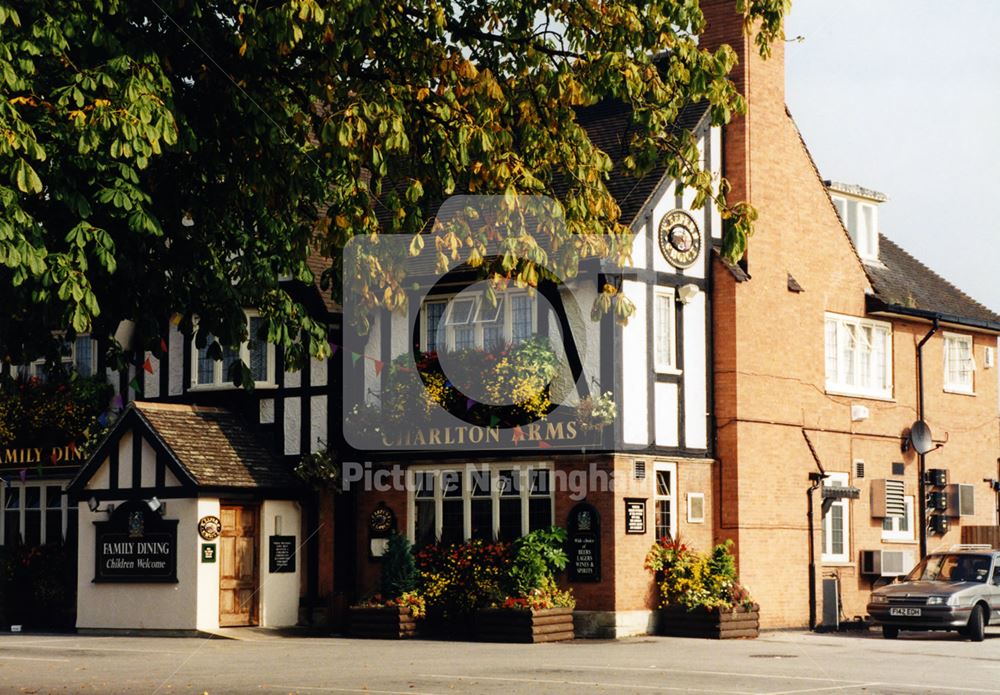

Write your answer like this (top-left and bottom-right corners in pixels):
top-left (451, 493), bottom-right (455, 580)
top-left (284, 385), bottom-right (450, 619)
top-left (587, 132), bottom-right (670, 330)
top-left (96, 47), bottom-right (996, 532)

top-left (370, 505), bottom-right (395, 534)
top-left (657, 210), bottom-right (702, 269)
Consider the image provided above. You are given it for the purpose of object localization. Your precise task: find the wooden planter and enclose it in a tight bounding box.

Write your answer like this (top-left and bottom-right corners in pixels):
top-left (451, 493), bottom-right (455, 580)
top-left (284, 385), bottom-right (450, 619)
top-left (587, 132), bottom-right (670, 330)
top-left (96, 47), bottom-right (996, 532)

top-left (475, 607), bottom-right (575, 643)
top-left (656, 604), bottom-right (760, 640)
top-left (348, 606), bottom-right (419, 639)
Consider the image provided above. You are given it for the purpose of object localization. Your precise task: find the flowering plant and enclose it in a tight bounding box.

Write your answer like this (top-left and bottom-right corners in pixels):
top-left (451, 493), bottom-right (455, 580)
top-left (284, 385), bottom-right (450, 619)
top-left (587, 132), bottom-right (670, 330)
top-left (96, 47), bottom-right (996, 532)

top-left (0, 374), bottom-right (112, 448)
top-left (499, 576), bottom-right (575, 611)
top-left (416, 539), bottom-right (513, 617)
top-left (352, 590), bottom-right (427, 619)
top-left (575, 390), bottom-right (616, 434)
top-left (645, 538), bottom-right (753, 612)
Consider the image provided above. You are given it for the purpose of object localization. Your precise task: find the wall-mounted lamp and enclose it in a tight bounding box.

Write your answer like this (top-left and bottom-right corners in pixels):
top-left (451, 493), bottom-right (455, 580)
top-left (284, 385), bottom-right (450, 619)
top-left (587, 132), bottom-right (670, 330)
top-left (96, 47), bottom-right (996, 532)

top-left (677, 283), bottom-right (700, 304)
top-left (145, 496), bottom-right (166, 516)
top-left (87, 496), bottom-right (114, 514)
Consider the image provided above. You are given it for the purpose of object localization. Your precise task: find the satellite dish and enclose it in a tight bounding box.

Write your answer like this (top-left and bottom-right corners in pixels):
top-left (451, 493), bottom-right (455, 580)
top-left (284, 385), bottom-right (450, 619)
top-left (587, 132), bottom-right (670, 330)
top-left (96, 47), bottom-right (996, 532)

top-left (909, 420), bottom-right (934, 455)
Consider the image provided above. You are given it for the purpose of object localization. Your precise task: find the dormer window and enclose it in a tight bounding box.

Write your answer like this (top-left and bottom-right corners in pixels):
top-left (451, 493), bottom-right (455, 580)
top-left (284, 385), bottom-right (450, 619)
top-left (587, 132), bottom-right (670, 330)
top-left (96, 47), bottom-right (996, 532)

top-left (831, 195), bottom-right (879, 261)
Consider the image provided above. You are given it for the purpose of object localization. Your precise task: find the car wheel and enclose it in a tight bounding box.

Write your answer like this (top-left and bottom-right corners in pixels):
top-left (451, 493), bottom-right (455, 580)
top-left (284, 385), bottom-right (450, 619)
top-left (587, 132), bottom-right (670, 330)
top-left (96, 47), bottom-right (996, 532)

top-left (882, 625), bottom-right (899, 639)
top-left (967, 605), bottom-right (986, 642)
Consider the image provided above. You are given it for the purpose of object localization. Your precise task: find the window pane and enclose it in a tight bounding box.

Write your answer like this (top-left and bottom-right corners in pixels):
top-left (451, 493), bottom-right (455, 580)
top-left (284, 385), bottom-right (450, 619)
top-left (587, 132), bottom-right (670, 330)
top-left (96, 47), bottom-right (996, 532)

top-left (453, 326), bottom-right (474, 350)
top-left (471, 469), bottom-right (490, 497)
top-left (446, 298), bottom-right (476, 325)
top-left (222, 344), bottom-right (240, 383)
top-left (248, 317), bottom-right (268, 382)
top-left (471, 499), bottom-right (492, 541)
top-left (498, 498), bottom-right (522, 542)
top-left (529, 470), bottom-right (550, 495)
top-left (498, 470), bottom-right (520, 497)
top-left (442, 471), bottom-right (462, 498)
top-left (424, 302), bottom-right (445, 353)
top-left (528, 498), bottom-right (552, 532)
top-left (46, 486), bottom-right (62, 510)
top-left (474, 295), bottom-right (503, 323)
top-left (656, 470), bottom-right (671, 497)
top-left (74, 337), bottom-right (94, 377)
top-left (830, 505), bottom-right (844, 555)
top-left (415, 500), bottom-right (436, 547)
top-left (655, 500), bottom-right (672, 541)
top-left (511, 295), bottom-right (532, 344)
top-left (825, 320), bottom-right (838, 382)
top-left (24, 488), bottom-right (40, 546)
top-left (45, 510), bottom-right (63, 544)
top-left (440, 499), bottom-right (463, 545)
top-left (415, 472), bottom-right (435, 498)
top-left (483, 325), bottom-right (503, 352)
top-left (197, 336), bottom-right (216, 384)
top-left (655, 293), bottom-right (672, 368)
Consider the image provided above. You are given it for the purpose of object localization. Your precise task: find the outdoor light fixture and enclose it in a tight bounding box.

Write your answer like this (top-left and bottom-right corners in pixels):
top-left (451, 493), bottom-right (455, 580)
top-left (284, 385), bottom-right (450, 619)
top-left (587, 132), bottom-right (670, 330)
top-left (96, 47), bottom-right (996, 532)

top-left (145, 497), bottom-right (165, 515)
top-left (677, 283), bottom-right (700, 304)
top-left (87, 496), bottom-right (113, 514)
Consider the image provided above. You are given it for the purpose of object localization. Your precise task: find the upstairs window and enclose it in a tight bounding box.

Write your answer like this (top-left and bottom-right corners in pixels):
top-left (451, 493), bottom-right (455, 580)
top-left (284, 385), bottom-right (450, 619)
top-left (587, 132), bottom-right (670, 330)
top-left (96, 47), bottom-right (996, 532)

top-left (653, 289), bottom-right (676, 372)
top-left (825, 314), bottom-right (892, 399)
top-left (20, 336), bottom-right (97, 380)
top-left (421, 292), bottom-right (534, 353)
top-left (192, 312), bottom-right (274, 388)
top-left (943, 333), bottom-right (975, 394)
top-left (831, 195), bottom-right (879, 262)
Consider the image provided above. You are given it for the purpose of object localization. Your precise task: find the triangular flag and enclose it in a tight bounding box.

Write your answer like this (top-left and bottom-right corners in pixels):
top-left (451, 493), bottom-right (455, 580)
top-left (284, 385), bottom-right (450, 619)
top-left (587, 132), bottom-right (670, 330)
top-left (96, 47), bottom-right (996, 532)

top-left (97, 413), bottom-right (108, 427)
top-left (329, 343), bottom-right (339, 355)
top-left (129, 377), bottom-right (142, 393)
top-left (159, 338), bottom-right (168, 354)
top-left (351, 352), bottom-right (362, 366)
top-left (169, 313), bottom-right (182, 327)
top-left (511, 426), bottom-right (524, 445)
top-left (538, 440), bottom-right (552, 449)
top-left (36, 462), bottom-right (43, 476)
top-left (143, 357), bottom-right (154, 374)
top-left (444, 380), bottom-right (452, 389)
top-left (19, 469), bottom-right (27, 482)
top-left (489, 415), bottom-right (500, 427)
top-left (68, 441), bottom-right (78, 455)
top-left (373, 360), bottom-right (384, 376)
top-left (111, 393), bottom-right (123, 410)
top-left (50, 450), bottom-right (58, 464)
top-left (466, 398), bottom-right (476, 412)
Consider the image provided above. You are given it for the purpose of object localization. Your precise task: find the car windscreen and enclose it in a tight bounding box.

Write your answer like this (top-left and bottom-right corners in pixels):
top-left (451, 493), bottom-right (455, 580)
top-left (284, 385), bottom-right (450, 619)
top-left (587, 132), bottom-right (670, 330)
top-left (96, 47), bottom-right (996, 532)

top-left (905, 554), bottom-right (992, 583)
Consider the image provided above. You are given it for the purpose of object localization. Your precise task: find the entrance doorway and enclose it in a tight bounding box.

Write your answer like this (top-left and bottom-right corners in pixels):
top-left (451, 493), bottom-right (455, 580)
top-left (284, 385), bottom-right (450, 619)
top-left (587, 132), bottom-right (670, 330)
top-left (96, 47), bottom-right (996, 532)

top-left (219, 504), bottom-right (259, 626)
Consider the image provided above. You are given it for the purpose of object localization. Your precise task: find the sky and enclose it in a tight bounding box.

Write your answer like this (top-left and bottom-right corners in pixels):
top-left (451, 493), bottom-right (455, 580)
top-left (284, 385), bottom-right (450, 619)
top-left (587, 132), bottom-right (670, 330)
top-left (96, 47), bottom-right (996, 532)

top-left (784, 1), bottom-right (1000, 312)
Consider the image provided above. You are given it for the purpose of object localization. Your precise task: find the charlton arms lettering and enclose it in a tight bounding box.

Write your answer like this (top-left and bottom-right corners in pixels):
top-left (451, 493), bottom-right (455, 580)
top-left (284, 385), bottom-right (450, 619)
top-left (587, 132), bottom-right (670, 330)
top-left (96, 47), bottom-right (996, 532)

top-left (381, 421), bottom-right (579, 448)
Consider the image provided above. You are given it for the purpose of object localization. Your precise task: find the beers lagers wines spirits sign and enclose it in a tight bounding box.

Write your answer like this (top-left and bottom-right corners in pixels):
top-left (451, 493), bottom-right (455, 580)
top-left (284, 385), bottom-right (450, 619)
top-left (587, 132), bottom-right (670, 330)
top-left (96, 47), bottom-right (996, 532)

top-left (94, 499), bottom-right (178, 583)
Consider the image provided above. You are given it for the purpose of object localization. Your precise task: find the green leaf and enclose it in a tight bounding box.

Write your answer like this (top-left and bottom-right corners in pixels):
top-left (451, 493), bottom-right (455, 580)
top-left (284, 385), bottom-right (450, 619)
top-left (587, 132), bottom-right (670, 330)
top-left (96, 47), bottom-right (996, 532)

top-left (13, 158), bottom-right (41, 193)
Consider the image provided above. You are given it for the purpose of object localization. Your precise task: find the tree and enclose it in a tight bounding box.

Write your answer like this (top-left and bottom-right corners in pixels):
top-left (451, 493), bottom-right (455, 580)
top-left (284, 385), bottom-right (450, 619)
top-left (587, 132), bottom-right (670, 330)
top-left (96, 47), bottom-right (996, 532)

top-left (0, 0), bottom-right (786, 379)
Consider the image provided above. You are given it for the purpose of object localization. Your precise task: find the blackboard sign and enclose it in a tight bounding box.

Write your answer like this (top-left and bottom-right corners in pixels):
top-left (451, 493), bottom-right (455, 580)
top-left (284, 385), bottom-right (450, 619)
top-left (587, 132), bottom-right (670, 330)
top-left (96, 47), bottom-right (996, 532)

top-left (93, 499), bottom-right (178, 583)
top-left (625, 498), bottom-right (646, 534)
top-left (567, 502), bottom-right (600, 582)
top-left (269, 535), bottom-right (296, 573)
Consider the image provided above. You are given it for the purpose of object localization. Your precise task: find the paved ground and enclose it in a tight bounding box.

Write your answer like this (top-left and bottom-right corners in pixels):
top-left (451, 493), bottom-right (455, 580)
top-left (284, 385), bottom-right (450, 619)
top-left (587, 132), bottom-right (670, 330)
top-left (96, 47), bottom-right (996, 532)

top-left (2, 627), bottom-right (1000, 694)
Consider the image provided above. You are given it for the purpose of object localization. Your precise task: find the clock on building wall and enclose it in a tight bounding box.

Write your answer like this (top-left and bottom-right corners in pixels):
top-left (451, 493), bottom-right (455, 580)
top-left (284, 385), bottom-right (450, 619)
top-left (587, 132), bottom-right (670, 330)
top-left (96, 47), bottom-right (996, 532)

top-left (657, 210), bottom-right (702, 269)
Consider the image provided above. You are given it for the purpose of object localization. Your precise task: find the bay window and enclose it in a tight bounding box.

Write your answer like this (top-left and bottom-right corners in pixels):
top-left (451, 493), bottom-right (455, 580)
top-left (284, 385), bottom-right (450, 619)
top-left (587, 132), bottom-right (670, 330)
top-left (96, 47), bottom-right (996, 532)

top-left (422, 291), bottom-right (535, 352)
top-left (192, 312), bottom-right (274, 388)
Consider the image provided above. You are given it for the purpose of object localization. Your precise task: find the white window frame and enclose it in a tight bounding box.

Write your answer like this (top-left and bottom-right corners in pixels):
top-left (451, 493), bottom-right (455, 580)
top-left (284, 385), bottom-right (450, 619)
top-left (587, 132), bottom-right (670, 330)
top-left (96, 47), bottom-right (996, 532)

top-left (653, 288), bottom-right (678, 373)
top-left (831, 195), bottom-right (879, 262)
top-left (190, 310), bottom-right (276, 390)
top-left (0, 482), bottom-right (70, 546)
top-left (405, 462), bottom-right (554, 543)
top-left (420, 291), bottom-right (535, 352)
top-left (653, 461), bottom-right (678, 541)
top-left (686, 492), bottom-right (705, 524)
top-left (821, 472), bottom-right (851, 563)
top-left (824, 313), bottom-right (893, 400)
top-left (882, 495), bottom-right (915, 542)
top-left (943, 332), bottom-right (975, 395)
top-left (21, 335), bottom-right (97, 379)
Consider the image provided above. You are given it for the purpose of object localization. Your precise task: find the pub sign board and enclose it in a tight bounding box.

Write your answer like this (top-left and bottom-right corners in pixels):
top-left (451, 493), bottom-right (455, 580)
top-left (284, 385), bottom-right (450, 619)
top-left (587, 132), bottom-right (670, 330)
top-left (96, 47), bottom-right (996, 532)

top-left (93, 499), bottom-right (178, 583)
top-left (567, 501), bottom-right (600, 583)
top-left (624, 498), bottom-right (646, 534)
top-left (269, 535), bottom-right (296, 574)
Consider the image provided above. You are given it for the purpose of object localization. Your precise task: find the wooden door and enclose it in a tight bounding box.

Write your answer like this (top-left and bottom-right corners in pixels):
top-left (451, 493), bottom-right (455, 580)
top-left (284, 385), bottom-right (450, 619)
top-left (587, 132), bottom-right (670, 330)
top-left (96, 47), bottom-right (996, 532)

top-left (219, 505), bottom-right (259, 626)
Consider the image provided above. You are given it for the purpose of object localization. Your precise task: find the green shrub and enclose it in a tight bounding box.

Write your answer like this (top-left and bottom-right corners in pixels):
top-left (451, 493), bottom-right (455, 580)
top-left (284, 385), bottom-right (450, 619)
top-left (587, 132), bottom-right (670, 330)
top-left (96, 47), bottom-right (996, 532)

top-left (379, 532), bottom-right (418, 600)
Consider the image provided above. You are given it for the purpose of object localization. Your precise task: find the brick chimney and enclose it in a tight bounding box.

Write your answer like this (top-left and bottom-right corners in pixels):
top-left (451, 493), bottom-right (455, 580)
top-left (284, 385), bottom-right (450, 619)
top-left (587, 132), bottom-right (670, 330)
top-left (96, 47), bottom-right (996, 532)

top-left (698, 0), bottom-right (786, 204)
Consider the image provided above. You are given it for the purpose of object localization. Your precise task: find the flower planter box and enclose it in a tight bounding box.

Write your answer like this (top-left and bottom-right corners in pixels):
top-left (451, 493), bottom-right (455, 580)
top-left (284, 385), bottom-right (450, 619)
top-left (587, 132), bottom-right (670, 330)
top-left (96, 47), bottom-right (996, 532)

top-left (656, 604), bottom-right (760, 640)
top-left (475, 607), bottom-right (575, 643)
top-left (347, 606), bottom-right (419, 639)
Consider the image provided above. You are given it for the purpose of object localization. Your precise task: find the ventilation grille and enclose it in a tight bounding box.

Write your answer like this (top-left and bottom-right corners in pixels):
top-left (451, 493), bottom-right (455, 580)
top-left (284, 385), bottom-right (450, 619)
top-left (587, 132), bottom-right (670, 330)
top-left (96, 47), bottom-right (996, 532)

top-left (633, 460), bottom-right (646, 480)
top-left (871, 479), bottom-right (905, 517)
top-left (855, 461), bottom-right (865, 479)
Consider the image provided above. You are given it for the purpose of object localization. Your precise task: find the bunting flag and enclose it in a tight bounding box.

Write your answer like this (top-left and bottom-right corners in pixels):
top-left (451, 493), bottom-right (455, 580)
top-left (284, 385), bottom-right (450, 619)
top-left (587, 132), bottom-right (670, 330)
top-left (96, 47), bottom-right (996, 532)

top-left (159, 338), bottom-right (169, 354)
top-left (466, 398), bottom-right (476, 412)
top-left (351, 352), bottom-right (362, 366)
top-left (129, 376), bottom-right (142, 394)
top-left (143, 357), bottom-right (154, 374)
top-left (489, 415), bottom-right (500, 428)
top-left (50, 450), bottom-right (58, 464)
top-left (373, 360), bottom-right (384, 376)
top-left (18, 469), bottom-right (27, 483)
top-left (329, 343), bottom-right (339, 355)
top-left (169, 313), bottom-right (182, 327)
top-left (68, 441), bottom-right (78, 455)
top-left (511, 425), bottom-right (524, 445)
top-left (537, 441), bottom-right (552, 449)
top-left (35, 462), bottom-right (43, 477)
top-left (111, 393), bottom-right (124, 410)
top-left (444, 380), bottom-right (452, 389)
top-left (97, 412), bottom-right (108, 427)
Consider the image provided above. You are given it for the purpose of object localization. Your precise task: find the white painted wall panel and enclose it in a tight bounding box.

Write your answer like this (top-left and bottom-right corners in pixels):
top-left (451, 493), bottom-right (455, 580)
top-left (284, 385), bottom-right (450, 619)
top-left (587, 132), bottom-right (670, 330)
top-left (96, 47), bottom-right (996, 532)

top-left (169, 326), bottom-right (184, 395)
top-left (654, 382), bottom-right (679, 447)
top-left (144, 352), bottom-right (160, 398)
top-left (283, 397), bottom-right (301, 456)
top-left (683, 292), bottom-right (708, 449)
top-left (140, 437), bottom-right (156, 488)
top-left (310, 395), bottom-right (328, 452)
top-left (310, 356), bottom-right (327, 388)
top-left (622, 280), bottom-right (648, 446)
top-left (117, 433), bottom-right (132, 489)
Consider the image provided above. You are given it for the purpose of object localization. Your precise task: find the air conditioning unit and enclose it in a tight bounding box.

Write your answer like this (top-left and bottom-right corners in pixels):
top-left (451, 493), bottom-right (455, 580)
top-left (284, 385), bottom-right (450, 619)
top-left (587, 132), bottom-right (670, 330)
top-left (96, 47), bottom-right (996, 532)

top-left (860, 549), bottom-right (914, 577)
top-left (947, 484), bottom-right (975, 517)
top-left (871, 479), bottom-right (906, 518)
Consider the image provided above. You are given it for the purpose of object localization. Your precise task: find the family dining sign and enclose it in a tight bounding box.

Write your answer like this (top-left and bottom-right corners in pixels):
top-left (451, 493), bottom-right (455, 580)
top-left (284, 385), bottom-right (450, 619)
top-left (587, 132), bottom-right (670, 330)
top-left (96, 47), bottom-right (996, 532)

top-left (0, 444), bottom-right (84, 469)
top-left (93, 500), bottom-right (178, 583)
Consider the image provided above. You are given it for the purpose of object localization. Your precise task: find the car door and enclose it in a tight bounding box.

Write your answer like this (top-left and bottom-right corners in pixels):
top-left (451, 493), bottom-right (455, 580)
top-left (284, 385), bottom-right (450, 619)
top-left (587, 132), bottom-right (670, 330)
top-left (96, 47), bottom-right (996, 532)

top-left (989, 557), bottom-right (1000, 621)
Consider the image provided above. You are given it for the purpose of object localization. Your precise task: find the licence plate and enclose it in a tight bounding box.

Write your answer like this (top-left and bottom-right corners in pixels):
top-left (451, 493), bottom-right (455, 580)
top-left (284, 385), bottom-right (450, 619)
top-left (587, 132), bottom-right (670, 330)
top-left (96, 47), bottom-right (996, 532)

top-left (889, 607), bottom-right (921, 617)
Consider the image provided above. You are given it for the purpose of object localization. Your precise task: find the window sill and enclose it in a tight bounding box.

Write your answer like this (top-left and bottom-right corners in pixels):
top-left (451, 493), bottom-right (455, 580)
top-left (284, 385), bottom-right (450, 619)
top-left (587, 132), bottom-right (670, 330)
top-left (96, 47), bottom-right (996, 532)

top-left (881, 538), bottom-right (918, 545)
top-left (655, 367), bottom-right (683, 377)
top-left (820, 560), bottom-right (855, 567)
top-left (188, 382), bottom-right (278, 392)
top-left (825, 386), bottom-right (894, 402)
top-left (943, 386), bottom-right (975, 397)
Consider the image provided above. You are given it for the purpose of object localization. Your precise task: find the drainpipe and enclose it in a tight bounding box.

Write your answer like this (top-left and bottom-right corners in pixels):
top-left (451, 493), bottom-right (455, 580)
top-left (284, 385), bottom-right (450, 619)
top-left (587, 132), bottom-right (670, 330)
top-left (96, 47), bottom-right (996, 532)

top-left (807, 472), bottom-right (825, 630)
top-left (916, 319), bottom-right (939, 559)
